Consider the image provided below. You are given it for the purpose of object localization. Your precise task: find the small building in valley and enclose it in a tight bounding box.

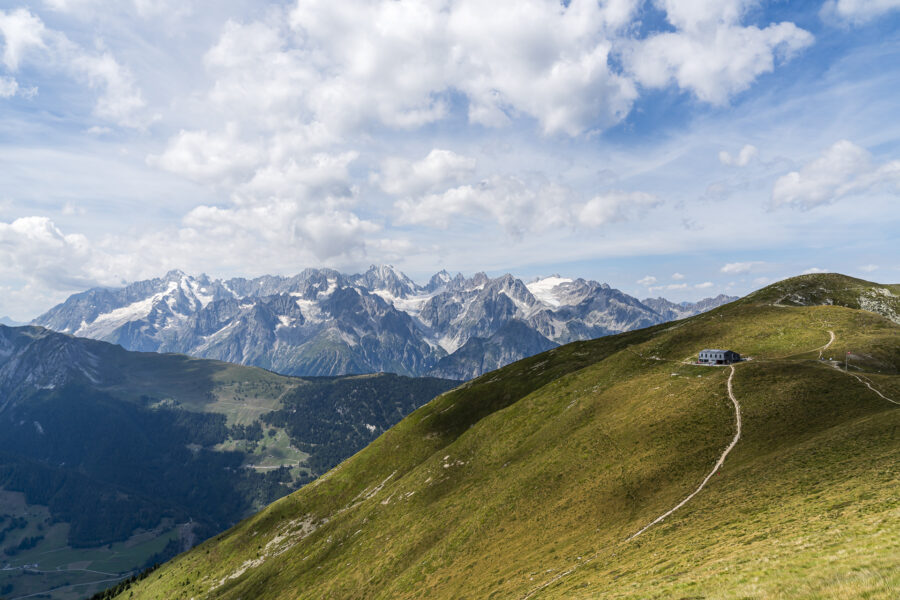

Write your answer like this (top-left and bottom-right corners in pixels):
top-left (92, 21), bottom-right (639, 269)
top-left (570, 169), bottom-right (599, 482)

top-left (698, 349), bottom-right (740, 365)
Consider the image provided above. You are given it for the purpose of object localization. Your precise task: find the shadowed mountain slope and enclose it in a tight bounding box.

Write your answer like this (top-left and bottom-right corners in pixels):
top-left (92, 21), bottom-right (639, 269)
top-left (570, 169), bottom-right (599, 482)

top-left (0, 326), bottom-right (456, 600)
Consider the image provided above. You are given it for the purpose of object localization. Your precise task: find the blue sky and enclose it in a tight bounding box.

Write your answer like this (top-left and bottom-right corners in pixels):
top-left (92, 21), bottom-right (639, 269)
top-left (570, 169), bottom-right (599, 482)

top-left (0, 0), bottom-right (898, 320)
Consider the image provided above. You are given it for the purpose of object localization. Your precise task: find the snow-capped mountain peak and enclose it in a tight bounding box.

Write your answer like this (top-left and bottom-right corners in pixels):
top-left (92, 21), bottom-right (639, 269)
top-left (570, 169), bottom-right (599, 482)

top-left (33, 267), bottom-right (738, 380)
top-left (354, 264), bottom-right (422, 299)
top-left (526, 275), bottom-right (575, 307)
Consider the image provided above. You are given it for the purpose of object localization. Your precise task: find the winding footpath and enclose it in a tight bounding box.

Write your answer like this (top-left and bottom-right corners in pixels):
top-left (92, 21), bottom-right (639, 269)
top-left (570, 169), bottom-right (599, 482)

top-left (843, 372), bottom-right (899, 405)
top-left (523, 328), bottom-right (897, 598)
top-left (522, 364), bottom-right (742, 599)
top-left (820, 329), bottom-right (897, 405)
top-left (626, 365), bottom-right (742, 542)
top-left (818, 330), bottom-right (835, 359)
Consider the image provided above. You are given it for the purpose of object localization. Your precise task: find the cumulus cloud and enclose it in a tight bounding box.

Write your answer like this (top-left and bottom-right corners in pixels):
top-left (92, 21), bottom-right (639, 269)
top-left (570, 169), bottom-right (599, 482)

top-left (183, 203), bottom-right (379, 261)
top-left (719, 144), bottom-right (758, 167)
top-left (0, 8), bottom-right (46, 71)
top-left (802, 267), bottom-right (829, 274)
top-left (859, 264), bottom-right (878, 273)
top-left (821, 0), bottom-right (900, 24)
top-left (169, 146), bottom-right (377, 261)
top-left (0, 8), bottom-right (148, 127)
top-left (376, 149), bottom-right (477, 197)
top-left (625, 0), bottom-right (813, 105)
top-left (672, 272), bottom-right (685, 280)
top-left (695, 281), bottom-right (714, 289)
top-left (392, 169), bottom-right (660, 236)
top-left (721, 261), bottom-right (764, 274)
top-left (578, 191), bottom-right (661, 227)
top-left (138, 0), bottom-right (809, 256)
top-left (637, 275), bottom-right (657, 286)
top-left (159, 0), bottom-right (812, 165)
top-left (771, 140), bottom-right (900, 209)
top-left (394, 175), bottom-right (573, 236)
top-left (150, 126), bottom-right (264, 184)
top-left (0, 217), bottom-right (105, 291)
top-left (284, 0), bottom-right (642, 136)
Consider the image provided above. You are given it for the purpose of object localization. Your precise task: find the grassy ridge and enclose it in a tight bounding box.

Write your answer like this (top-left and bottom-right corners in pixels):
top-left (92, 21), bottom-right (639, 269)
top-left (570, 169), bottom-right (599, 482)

top-left (115, 274), bottom-right (900, 599)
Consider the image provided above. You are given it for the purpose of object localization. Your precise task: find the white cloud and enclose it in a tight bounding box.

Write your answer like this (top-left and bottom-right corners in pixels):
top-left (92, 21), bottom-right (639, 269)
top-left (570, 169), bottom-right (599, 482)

top-left (376, 149), bottom-right (477, 197)
top-left (444, 0), bottom-right (639, 135)
top-left (149, 126), bottom-right (262, 184)
top-left (0, 8), bottom-right (46, 70)
top-left (190, 1), bottom-right (644, 141)
top-left (646, 281), bottom-right (690, 293)
top-left (753, 276), bottom-right (771, 286)
top-left (671, 272), bottom-right (685, 280)
top-left (719, 144), bottom-right (758, 167)
top-left (578, 191), bottom-right (661, 227)
top-left (637, 275), bottom-right (657, 286)
top-left (393, 179), bottom-right (660, 236)
top-left (695, 281), bottom-right (714, 289)
top-left (66, 49), bottom-right (149, 127)
top-left (626, 1), bottom-right (813, 105)
top-left (61, 201), bottom-right (85, 216)
top-left (0, 8), bottom-right (148, 127)
top-left (395, 175), bottom-right (573, 237)
top-left (172, 0), bottom-right (811, 147)
top-left (802, 267), bottom-right (829, 274)
top-left (721, 261), bottom-right (764, 274)
top-left (183, 203), bottom-right (379, 262)
top-left (859, 264), bottom-right (879, 273)
top-left (821, 0), bottom-right (900, 24)
top-left (291, 0), bottom-right (643, 136)
top-left (136, 0), bottom-right (808, 262)
top-left (165, 146), bottom-right (377, 262)
top-left (0, 217), bottom-right (105, 291)
top-left (0, 75), bottom-right (17, 97)
top-left (771, 140), bottom-right (900, 209)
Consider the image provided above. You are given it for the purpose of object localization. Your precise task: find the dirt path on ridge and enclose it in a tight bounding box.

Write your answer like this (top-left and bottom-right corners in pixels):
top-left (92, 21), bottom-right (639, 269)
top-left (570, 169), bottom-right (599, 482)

top-left (522, 326), bottom-right (896, 599)
top-left (820, 330), bottom-right (897, 405)
top-left (819, 330), bottom-right (835, 359)
top-left (625, 364), bottom-right (742, 541)
top-left (521, 365), bottom-right (742, 599)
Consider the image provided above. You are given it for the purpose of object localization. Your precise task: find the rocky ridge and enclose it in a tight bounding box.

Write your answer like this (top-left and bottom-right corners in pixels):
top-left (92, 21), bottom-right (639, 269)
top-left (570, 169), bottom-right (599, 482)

top-left (34, 267), bottom-right (737, 379)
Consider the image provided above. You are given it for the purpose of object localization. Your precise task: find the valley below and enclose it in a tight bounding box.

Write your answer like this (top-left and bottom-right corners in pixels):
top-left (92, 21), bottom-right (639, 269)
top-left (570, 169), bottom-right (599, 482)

top-left (0, 327), bottom-right (456, 600)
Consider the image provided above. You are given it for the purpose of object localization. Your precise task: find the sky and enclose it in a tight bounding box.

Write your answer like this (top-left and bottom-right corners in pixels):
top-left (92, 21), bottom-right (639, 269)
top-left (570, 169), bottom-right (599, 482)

top-left (0, 0), bottom-right (899, 320)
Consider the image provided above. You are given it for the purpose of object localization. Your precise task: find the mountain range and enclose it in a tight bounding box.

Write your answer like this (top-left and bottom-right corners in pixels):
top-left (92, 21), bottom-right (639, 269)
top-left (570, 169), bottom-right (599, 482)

top-left (33, 266), bottom-right (736, 380)
top-left (101, 273), bottom-right (900, 600)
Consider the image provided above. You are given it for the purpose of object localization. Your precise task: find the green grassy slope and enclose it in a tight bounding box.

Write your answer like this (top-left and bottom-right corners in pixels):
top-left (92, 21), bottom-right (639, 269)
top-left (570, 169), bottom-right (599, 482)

top-left (112, 274), bottom-right (900, 600)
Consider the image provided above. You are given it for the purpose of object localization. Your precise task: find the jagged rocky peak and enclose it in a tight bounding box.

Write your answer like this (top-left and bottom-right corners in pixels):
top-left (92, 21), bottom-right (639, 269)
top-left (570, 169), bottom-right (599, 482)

top-left (162, 268), bottom-right (187, 281)
top-left (425, 269), bottom-right (454, 293)
top-left (32, 267), bottom-right (740, 379)
top-left (484, 273), bottom-right (539, 310)
top-left (353, 264), bottom-right (421, 299)
top-left (470, 272), bottom-right (490, 288)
